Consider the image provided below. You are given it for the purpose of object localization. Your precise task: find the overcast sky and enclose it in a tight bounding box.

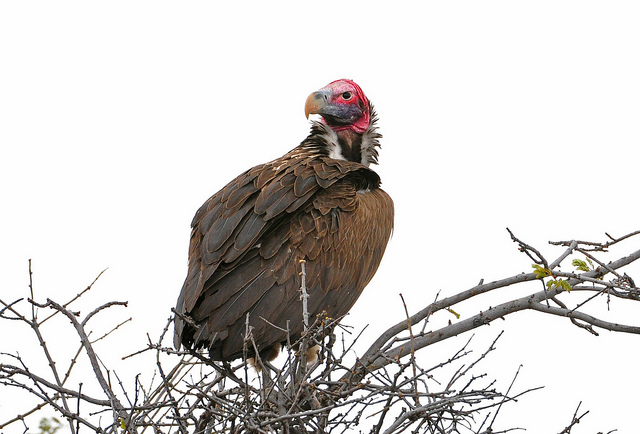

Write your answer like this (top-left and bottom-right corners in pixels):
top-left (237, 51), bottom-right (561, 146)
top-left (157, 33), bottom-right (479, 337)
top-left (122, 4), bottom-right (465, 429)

top-left (1, 1), bottom-right (639, 432)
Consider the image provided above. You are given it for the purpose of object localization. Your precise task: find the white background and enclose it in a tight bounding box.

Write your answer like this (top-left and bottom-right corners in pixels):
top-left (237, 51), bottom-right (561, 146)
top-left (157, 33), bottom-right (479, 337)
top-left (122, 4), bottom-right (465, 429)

top-left (1, 1), bottom-right (639, 432)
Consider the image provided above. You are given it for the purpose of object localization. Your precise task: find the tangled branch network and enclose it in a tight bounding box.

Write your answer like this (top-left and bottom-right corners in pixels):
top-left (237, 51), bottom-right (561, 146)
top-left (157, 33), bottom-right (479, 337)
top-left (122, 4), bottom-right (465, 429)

top-left (1, 230), bottom-right (638, 433)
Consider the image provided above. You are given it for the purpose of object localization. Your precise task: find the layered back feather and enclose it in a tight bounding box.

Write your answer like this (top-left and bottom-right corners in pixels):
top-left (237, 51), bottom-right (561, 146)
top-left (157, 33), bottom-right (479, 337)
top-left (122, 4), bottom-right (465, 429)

top-left (174, 111), bottom-right (394, 361)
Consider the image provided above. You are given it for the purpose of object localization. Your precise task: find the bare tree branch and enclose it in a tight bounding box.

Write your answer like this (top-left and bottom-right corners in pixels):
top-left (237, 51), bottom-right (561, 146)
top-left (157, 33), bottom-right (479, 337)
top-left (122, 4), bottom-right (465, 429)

top-left (2, 230), bottom-right (638, 433)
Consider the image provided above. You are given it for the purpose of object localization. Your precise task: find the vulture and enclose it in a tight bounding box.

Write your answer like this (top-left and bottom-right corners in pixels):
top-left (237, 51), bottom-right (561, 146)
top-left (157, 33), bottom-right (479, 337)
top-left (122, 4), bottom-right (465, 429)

top-left (173, 79), bottom-right (394, 362)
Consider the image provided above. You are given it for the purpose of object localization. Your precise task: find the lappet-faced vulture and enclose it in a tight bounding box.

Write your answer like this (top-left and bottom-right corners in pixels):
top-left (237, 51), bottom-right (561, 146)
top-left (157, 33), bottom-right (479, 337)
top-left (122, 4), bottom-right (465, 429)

top-left (174, 79), bottom-right (394, 361)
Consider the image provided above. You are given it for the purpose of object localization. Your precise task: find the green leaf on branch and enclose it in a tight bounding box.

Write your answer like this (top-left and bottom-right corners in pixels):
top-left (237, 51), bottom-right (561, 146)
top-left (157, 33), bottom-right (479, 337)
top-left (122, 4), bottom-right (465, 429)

top-left (572, 259), bottom-right (591, 272)
top-left (532, 264), bottom-right (552, 279)
top-left (546, 279), bottom-right (572, 292)
top-left (38, 418), bottom-right (62, 434)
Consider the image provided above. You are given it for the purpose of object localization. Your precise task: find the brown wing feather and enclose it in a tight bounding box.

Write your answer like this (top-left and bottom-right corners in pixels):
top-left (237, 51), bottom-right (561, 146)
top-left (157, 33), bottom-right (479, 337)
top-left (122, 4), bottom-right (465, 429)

top-left (221, 182), bottom-right (394, 360)
top-left (174, 151), bottom-right (394, 361)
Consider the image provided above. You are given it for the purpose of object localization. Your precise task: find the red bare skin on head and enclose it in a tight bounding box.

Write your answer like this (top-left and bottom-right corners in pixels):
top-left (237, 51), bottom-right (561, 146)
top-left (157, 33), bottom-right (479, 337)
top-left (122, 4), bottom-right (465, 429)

top-left (321, 79), bottom-right (370, 133)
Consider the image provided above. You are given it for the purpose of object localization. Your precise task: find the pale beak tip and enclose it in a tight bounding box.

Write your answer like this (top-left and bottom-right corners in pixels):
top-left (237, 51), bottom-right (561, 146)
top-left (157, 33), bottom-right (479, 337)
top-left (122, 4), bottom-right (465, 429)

top-left (304, 90), bottom-right (329, 120)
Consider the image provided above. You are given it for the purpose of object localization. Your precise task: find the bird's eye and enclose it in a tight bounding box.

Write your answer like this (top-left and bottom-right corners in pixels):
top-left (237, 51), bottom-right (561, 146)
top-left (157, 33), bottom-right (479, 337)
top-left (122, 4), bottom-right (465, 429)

top-left (341, 92), bottom-right (353, 100)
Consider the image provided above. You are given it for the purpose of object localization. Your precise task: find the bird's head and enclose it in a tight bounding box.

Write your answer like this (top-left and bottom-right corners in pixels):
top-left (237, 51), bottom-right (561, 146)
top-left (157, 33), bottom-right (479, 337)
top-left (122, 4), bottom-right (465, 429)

top-left (305, 79), bottom-right (371, 134)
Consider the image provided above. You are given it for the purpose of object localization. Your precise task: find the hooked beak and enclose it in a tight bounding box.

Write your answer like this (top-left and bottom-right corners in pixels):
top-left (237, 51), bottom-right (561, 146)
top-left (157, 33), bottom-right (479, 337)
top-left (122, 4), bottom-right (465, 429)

top-left (305, 89), bottom-right (332, 119)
